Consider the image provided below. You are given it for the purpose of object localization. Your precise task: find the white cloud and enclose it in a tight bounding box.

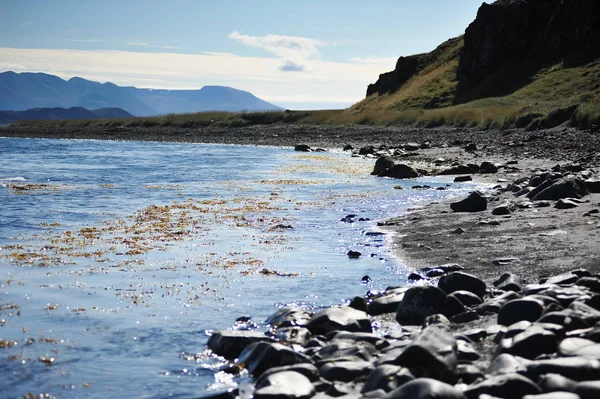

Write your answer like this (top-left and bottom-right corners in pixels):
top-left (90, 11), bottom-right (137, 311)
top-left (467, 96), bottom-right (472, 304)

top-left (229, 31), bottom-right (325, 73)
top-left (0, 47), bottom-right (385, 109)
top-left (349, 56), bottom-right (398, 66)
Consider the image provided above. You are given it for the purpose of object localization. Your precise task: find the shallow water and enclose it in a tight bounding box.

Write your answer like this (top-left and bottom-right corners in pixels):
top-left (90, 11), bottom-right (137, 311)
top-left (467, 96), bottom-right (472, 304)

top-left (0, 138), bottom-right (484, 398)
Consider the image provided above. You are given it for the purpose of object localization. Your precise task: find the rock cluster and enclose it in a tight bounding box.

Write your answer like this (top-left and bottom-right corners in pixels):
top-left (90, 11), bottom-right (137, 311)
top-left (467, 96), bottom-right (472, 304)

top-left (205, 266), bottom-right (600, 399)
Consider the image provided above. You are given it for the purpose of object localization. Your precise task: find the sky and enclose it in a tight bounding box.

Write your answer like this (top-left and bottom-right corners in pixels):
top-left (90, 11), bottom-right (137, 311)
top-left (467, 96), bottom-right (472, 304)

top-left (0, 0), bottom-right (485, 109)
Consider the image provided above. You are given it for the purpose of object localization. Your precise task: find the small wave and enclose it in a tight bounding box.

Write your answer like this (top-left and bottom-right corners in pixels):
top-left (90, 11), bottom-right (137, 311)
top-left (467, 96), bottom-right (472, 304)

top-left (0, 177), bottom-right (26, 182)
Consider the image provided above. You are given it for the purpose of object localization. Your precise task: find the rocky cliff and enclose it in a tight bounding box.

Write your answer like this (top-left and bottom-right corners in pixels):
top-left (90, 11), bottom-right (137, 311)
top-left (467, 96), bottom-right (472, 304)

top-left (367, 0), bottom-right (600, 104)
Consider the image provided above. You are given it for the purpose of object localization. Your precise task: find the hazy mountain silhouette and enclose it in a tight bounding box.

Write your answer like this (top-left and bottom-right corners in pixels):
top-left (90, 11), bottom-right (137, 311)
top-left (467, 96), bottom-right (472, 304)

top-left (0, 71), bottom-right (284, 116)
top-left (0, 106), bottom-right (133, 125)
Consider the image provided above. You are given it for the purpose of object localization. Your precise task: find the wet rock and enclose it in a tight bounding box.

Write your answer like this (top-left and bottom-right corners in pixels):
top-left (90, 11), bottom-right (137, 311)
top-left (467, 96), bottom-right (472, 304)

top-left (532, 176), bottom-right (591, 201)
top-left (407, 273), bottom-right (424, 281)
top-left (347, 250), bottom-right (362, 259)
top-left (457, 339), bottom-right (480, 361)
top-left (379, 164), bottom-right (420, 179)
top-left (499, 325), bottom-right (557, 359)
top-left (383, 378), bottom-right (466, 399)
top-left (454, 176), bottom-right (473, 182)
top-left (306, 307), bottom-right (372, 336)
top-left (266, 307), bottom-right (313, 328)
top-left (438, 272), bottom-right (487, 298)
top-left (343, 144), bottom-right (354, 151)
top-left (555, 199), bottom-right (580, 209)
top-left (480, 161), bottom-right (499, 174)
top-left (537, 310), bottom-right (590, 332)
top-left (359, 145), bottom-right (376, 155)
top-left (237, 342), bottom-right (313, 376)
top-left (493, 273), bottom-right (523, 293)
top-left (463, 373), bottom-right (541, 399)
top-left (314, 340), bottom-right (377, 363)
top-left (207, 330), bottom-right (272, 360)
top-left (576, 277), bottom-right (600, 294)
top-left (276, 327), bottom-right (312, 346)
top-left (392, 325), bottom-right (458, 383)
top-left (254, 371), bottom-right (316, 399)
top-left (441, 295), bottom-right (467, 318)
top-left (349, 296), bottom-right (368, 313)
top-left (320, 360), bottom-right (374, 382)
top-left (294, 144), bottom-right (312, 152)
top-left (396, 286), bottom-right (447, 324)
top-left (372, 156), bottom-right (395, 176)
top-left (450, 191), bottom-right (487, 212)
top-left (538, 373), bottom-right (578, 393)
top-left (341, 214), bottom-right (357, 223)
top-left (498, 298), bottom-right (545, 326)
top-left (332, 331), bottom-right (387, 348)
top-left (361, 365), bottom-right (414, 394)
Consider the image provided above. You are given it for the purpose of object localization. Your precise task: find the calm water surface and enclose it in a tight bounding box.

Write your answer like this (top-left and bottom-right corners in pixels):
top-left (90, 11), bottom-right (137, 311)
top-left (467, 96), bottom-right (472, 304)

top-left (0, 138), bottom-right (484, 399)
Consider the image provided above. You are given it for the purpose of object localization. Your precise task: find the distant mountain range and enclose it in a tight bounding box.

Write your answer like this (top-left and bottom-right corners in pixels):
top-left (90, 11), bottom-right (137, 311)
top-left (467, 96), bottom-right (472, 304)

top-left (0, 71), bottom-right (284, 116)
top-left (0, 106), bottom-right (133, 125)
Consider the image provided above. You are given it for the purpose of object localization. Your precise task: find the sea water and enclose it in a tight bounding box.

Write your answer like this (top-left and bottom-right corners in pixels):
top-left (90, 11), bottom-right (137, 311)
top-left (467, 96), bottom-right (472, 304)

top-left (0, 138), bottom-right (484, 399)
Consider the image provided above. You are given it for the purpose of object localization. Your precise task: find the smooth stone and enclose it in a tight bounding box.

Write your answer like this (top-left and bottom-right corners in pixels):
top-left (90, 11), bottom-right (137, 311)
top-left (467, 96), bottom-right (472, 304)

top-left (332, 331), bottom-right (387, 347)
top-left (442, 295), bottom-right (467, 318)
top-left (456, 364), bottom-right (483, 384)
top-left (438, 272), bottom-right (487, 298)
top-left (486, 353), bottom-right (528, 375)
top-left (532, 176), bottom-right (590, 201)
top-left (379, 164), bottom-right (420, 179)
top-left (457, 340), bottom-right (480, 361)
top-left (257, 363), bottom-right (321, 383)
top-left (266, 307), bottom-right (313, 328)
top-left (574, 381), bottom-right (600, 399)
top-left (493, 273), bottom-right (523, 293)
top-left (369, 288), bottom-right (409, 316)
top-left (454, 175), bottom-right (473, 182)
top-left (306, 307), bottom-right (372, 336)
top-left (421, 264), bottom-right (464, 276)
top-left (450, 310), bottom-right (480, 324)
top-left (392, 325), bottom-right (458, 384)
top-left (576, 277), bottom-right (600, 294)
top-left (559, 338), bottom-right (600, 359)
top-left (556, 199), bottom-right (580, 209)
top-left (538, 373), bottom-right (578, 393)
top-left (383, 378), bottom-right (466, 399)
top-left (492, 201), bottom-right (518, 215)
top-left (450, 191), bottom-right (487, 213)
top-left (207, 330), bottom-right (272, 360)
top-left (477, 291), bottom-right (522, 314)
top-left (463, 373), bottom-right (541, 399)
top-left (294, 145), bottom-right (312, 152)
top-left (480, 161), bottom-right (498, 174)
top-left (498, 298), bottom-right (545, 326)
top-left (449, 291), bottom-right (483, 307)
top-left (319, 360), bottom-right (374, 383)
top-left (395, 286), bottom-right (447, 325)
top-left (523, 393), bottom-right (580, 399)
top-left (542, 272), bottom-right (580, 285)
top-left (314, 340), bottom-right (377, 363)
top-left (254, 371), bottom-right (316, 399)
top-left (237, 342), bottom-right (313, 376)
top-left (525, 357), bottom-right (600, 381)
top-left (499, 326), bottom-right (557, 359)
top-left (372, 155), bottom-right (395, 176)
top-left (361, 365), bottom-right (414, 394)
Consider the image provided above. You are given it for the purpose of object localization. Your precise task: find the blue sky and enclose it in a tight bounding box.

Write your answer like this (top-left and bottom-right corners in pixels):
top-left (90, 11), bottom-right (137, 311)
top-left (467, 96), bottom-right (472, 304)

top-left (0, 0), bottom-right (485, 109)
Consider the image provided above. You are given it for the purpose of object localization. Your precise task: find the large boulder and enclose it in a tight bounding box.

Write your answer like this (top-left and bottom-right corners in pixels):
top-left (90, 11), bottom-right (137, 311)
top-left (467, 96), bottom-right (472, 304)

top-left (532, 176), bottom-right (591, 201)
top-left (266, 307), bottom-right (312, 328)
top-left (379, 164), bottom-right (420, 179)
top-left (450, 191), bottom-right (487, 212)
top-left (305, 306), bottom-right (372, 335)
top-left (463, 373), bottom-right (541, 399)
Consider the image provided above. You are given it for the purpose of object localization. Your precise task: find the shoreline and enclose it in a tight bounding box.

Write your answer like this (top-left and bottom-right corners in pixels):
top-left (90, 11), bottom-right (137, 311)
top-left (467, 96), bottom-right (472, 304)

top-left (4, 124), bottom-right (600, 398)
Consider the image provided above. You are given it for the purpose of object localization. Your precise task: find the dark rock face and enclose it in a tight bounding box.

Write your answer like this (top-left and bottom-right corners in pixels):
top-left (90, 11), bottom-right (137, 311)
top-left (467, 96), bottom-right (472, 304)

top-left (294, 144), bottom-right (311, 152)
top-left (532, 176), bottom-right (591, 201)
top-left (450, 191), bottom-right (487, 213)
top-left (457, 0), bottom-right (600, 89)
